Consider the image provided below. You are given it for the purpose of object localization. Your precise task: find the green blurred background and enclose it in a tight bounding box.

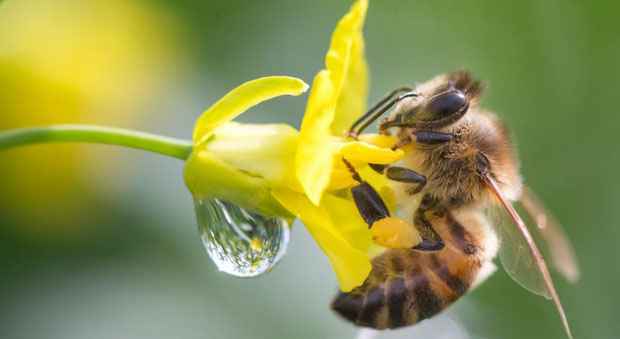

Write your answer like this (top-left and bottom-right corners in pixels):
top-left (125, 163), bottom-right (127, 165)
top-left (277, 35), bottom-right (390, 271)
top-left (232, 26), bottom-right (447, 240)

top-left (1, 0), bottom-right (618, 338)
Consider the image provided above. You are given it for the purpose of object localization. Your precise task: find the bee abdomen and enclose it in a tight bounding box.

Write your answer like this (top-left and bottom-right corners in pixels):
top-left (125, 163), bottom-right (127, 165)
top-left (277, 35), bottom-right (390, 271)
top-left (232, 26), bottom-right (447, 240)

top-left (332, 248), bottom-right (481, 329)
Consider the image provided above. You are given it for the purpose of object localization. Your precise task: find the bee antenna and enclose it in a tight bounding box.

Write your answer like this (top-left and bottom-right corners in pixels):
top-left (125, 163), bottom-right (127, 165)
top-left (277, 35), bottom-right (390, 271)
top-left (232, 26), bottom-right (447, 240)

top-left (348, 87), bottom-right (418, 136)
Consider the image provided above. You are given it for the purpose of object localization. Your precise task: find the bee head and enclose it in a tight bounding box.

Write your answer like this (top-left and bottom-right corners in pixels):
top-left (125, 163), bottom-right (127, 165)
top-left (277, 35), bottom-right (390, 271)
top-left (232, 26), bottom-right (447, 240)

top-left (414, 89), bottom-right (469, 128)
top-left (404, 71), bottom-right (483, 130)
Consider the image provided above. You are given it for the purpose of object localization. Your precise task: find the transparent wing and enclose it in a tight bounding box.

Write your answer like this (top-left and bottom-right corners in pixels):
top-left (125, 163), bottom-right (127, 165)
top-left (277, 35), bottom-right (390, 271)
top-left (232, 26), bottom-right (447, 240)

top-left (519, 186), bottom-right (580, 283)
top-left (493, 206), bottom-right (550, 298)
top-left (484, 174), bottom-right (573, 339)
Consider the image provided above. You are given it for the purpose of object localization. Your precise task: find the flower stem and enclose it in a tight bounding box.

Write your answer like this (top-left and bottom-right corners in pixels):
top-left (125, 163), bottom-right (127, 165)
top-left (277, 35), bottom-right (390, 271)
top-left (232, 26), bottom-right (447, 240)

top-left (0, 124), bottom-right (193, 160)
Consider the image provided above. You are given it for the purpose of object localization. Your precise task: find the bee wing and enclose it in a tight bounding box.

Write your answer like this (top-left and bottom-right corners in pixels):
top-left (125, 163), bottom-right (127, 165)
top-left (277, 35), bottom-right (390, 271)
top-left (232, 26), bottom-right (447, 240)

top-left (519, 186), bottom-right (580, 283)
top-left (491, 206), bottom-right (549, 298)
top-left (484, 174), bottom-right (573, 339)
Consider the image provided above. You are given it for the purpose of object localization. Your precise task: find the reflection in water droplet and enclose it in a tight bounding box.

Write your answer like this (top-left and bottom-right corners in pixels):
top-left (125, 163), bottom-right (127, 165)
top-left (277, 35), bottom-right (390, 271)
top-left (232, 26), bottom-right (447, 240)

top-left (193, 197), bottom-right (290, 277)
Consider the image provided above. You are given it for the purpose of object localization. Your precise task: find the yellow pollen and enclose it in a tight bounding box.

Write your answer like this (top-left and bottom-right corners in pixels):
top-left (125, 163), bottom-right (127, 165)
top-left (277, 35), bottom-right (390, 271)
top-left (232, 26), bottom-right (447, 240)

top-left (370, 217), bottom-right (422, 249)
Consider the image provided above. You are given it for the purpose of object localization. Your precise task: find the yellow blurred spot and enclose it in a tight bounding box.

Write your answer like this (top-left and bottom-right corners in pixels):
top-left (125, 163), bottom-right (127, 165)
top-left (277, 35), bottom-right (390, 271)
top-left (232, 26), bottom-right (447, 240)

top-left (0, 0), bottom-right (183, 237)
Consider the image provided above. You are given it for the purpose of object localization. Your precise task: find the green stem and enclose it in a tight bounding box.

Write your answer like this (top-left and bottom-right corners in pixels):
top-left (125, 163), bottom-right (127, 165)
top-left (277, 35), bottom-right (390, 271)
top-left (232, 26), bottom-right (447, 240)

top-left (0, 125), bottom-right (193, 160)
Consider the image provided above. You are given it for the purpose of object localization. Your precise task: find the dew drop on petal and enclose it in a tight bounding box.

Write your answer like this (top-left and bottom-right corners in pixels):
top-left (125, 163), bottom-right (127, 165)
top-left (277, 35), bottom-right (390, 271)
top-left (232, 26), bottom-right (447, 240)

top-left (193, 197), bottom-right (290, 277)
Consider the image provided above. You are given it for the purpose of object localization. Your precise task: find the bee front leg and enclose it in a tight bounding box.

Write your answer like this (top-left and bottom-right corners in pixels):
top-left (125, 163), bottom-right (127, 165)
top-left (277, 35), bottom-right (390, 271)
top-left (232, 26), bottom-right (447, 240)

top-left (386, 166), bottom-right (427, 195)
top-left (368, 165), bottom-right (427, 195)
top-left (414, 130), bottom-right (454, 145)
top-left (412, 194), bottom-right (445, 251)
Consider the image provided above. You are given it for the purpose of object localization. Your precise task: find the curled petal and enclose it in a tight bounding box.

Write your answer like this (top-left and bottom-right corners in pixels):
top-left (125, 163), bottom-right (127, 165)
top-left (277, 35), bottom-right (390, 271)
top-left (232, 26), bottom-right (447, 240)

top-left (326, 135), bottom-right (403, 191)
top-left (357, 133), bottom-right (400, 149)
top-left (338, 141), bottom-right (404, 164)
top-left (193, 76), bottom-right (308, 146)
top-left (272, 189), bottom-right (371, 292)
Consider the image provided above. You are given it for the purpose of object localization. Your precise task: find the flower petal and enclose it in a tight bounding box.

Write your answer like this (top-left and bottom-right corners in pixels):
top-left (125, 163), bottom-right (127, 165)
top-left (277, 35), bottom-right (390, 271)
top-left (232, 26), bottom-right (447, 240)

top-left (322, 193), bottom-right (372, 252)
top-left (326, 135), bottom-right (403, 191)
top-left (296, 70), bottom-right (336, 205)
top-left (331, 0), bottom-right (369, 135)
top-left (205, 122), bottom-right (301, 191)
top-left (272, 189), bottom-right (371, 292)
top-left (296, 0), bottom-right (368, 205)
top-left (358, 165), bottom-right (397, 212)
top-left (193, 76), bottom-right (308, 146)
top-left (326, 164), bottom-right (358, 191)
top-left (358, 133), bottom-right (400, 149)
top-left (184, 150), bottom-right (292, 218)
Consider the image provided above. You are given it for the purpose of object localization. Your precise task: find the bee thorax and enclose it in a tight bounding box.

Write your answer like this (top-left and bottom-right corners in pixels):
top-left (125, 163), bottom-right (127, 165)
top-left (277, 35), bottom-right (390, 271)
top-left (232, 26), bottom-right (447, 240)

top-left (396, 109), bottom-right (522, 208)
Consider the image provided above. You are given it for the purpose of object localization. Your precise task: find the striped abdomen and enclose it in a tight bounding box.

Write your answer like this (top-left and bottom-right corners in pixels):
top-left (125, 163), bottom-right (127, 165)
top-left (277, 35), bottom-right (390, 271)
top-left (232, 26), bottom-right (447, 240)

top-left (331, 209), bottom-right (497, 329)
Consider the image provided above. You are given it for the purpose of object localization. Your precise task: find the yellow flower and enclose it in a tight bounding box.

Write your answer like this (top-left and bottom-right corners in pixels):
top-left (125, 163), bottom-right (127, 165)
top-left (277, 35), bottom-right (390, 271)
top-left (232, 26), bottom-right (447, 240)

top-left (185, 76), bottom-right (309, 218)
top-left (276, 0), bottom-right (406, 291)
top-left (184, 0), bottom-right (408, 292)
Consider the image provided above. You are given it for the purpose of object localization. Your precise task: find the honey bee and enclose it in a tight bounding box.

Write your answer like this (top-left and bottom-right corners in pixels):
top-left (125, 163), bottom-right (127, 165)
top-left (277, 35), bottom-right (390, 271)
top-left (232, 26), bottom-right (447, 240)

top-left (332, 71), bottom-right (579, 337)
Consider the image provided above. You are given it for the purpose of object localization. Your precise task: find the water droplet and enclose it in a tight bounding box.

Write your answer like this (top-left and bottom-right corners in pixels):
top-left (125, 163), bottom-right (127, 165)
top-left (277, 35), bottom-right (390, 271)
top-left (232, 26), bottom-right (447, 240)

top-left (193, 197), bottom-right (290, 277)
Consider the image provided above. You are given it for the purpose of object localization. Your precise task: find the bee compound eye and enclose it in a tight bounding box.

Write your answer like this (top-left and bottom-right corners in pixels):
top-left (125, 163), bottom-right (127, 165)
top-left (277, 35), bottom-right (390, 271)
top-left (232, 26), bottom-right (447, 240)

top-left (425, 90), bottom-right (468, 119)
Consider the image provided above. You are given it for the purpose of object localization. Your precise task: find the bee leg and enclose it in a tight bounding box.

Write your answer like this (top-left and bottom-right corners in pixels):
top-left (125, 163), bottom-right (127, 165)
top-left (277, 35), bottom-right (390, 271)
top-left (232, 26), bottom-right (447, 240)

top-left (367, 165), bottom-right (427, 195)
top-left (351, 181), bottom-right (390, 227)
top-left (368, 163), bottom-right (388, 173)
top-left (386, 166), bottom-right (427, 194)
top-left (413, 217), bottom-right (445, 251)
top-left (414, 130), bottom-right (454, 145)
top-left (343, 158), bottom-right (390, 227)
top-left (412, 195), bottom-right (445, 251)
top-left (379, 117), bottom-right (412, 132)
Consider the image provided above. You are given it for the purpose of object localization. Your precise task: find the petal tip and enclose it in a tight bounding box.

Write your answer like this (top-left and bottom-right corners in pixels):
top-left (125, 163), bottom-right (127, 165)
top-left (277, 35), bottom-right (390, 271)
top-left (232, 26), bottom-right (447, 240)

top-left (193, 75), bottom-right (309, 145)
top-left (300, 82), bottom-right (310, 93)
